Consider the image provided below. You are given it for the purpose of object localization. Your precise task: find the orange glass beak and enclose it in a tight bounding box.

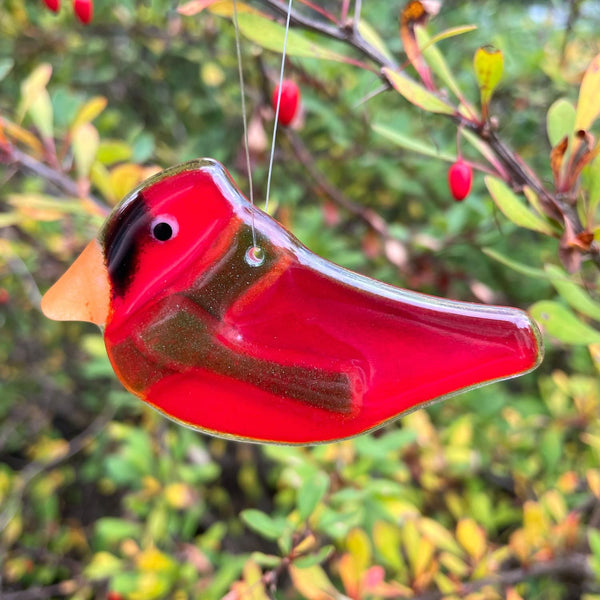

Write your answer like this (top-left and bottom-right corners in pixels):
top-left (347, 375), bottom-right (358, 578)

top-left (41, 239), bottom-right (110, 327)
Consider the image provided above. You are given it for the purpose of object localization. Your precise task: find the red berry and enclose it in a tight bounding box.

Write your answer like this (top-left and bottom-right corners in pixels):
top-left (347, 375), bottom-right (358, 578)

top-left (271, 80), bottom-right (300, 127)
top-left (448, 160), bottom-right (473, 201)
top-left (107, 593), bottom-right (123, 600)
top-left (73, 0), bottom-right (93, 24)
top-left (43, 0), bottom-right (60, 12)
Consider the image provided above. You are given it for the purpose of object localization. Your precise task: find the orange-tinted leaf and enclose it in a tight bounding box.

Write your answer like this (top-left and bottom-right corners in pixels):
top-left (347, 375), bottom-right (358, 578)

top-left (400, 1), bottom-right (437, 89)
top-left (575, 53), bottom-right (600, 131)
top-left (550, 135), bottom-right (569, 189)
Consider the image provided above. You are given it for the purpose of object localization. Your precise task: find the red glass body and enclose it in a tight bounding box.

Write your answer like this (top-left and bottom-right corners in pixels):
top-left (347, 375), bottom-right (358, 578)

top-left (102, 161), bottom-right (541, 444)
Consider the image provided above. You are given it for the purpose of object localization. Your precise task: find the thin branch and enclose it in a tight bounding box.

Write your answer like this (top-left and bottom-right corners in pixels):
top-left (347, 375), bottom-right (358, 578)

top-left (257, 0), bottom-right (397, 69)
top-left (410, 553), bottom-right (594, 600)
top-left (2, 579), bottom-right (83, 600)
top-left (0, 406), bottom-right (115, 535)
top-left (1, 145), bottom-right (110, 216)
top-left (284, 128), bottom-right (408, 269)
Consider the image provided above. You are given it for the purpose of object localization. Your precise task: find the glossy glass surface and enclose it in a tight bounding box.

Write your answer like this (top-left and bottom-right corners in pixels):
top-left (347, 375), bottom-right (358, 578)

top-left (99, 160), bottom-right (542, 444)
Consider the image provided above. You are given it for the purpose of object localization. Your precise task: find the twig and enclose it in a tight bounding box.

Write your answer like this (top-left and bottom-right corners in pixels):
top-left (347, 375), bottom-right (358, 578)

top-left (257, 0), bottom-right (397, 69)
top-left (410, 553), bottom-right (594, 600)
top-left (0, 406), bottom-right (115, 536)
top-left (283, 128), bottom-right (408, 268)
top-left (2, 579), bottom-right (82, 600)
top-left (1, 145), bottom-right (110, 216)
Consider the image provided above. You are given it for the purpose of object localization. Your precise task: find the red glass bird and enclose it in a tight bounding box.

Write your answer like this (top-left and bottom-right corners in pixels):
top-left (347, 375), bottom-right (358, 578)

top-left (42, 159), bottom-right (542, 444)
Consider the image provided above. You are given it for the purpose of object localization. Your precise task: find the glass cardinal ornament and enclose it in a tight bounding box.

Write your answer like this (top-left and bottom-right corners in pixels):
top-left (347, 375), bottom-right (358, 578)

top-left (42, 160), bottom-right (542, 444)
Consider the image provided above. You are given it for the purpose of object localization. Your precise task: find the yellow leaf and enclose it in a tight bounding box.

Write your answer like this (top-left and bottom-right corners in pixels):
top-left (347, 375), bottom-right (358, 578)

top-left (233, 560), bottom-right (270, 600)
top-left (289, 564), bottom-right (340, 600)
top-left (346, 528), bottom-right (371, 574)
top-left (18, 63), bottom-right (52, 123)
top-left (136, 547), bottom-right (177, 574)
top-left (373, 520), bottom-right (405, 572)
top-left (71, 96), bottom-right (107, 133)
top-left (109, 163), bottom-right (145, 200)
top-left (418, 518), bottom-right (464, 556)
top-left (402, 519), bottom-right (421, 574)
top-left (587, 469), bottom-right (600, 498)
top-left (522, 501), bottom-right (548, 547)
top-left (473, 46), bottom-right (503, 118)
top-left (413, 537), bottom-right (435, 578)
top-left (72, 123), bottom-right (99, 180)
top-left (383, 67), bottom-right (456, 115)
top-left (439, 551), bottom-right (469, 577)
top-left (541, 490), bottom-right (566, 522)
top-left (164, 482), bottom-right (194, 509)
top-left (0, 117), bottom-right (44, 154)
top-left (456, 518), bottom-right (486, 562)
top-left (575, 53), bottom-right (600, 131)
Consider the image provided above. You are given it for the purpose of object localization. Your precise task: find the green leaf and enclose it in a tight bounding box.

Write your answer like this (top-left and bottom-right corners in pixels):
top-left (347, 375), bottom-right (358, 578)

top-left (382, 67), bottom-right (456, 115)
top-left (590, 529), bottom-right (600, 558)
top-left (85, 551), bottom-right (123, 579)
top-left (0, 58), bottom-right (14, 82)
top-left (293, 544), bottom-right (334, 569)
top-left (28, 88), bottom-right (53, 139)
top-left (546, 98), bottom-right (576, 147)
top-left (530, 300), bottom-right (600, 345)
top-left (94, 517), bottom-right (143, 548)
top-left (473, 45), bottom-right (503, 113)
top-left (415, 25), bottom-right (473, 103)
top-left (583, 156), bottom-right (600, 218)
top-left (96, 140), bottom-right (133, 166)
top-left (482, 247), bottom-right (554, 280)
top-left (372, 123), bottom-right (456, 161)
top-left (250, 552), bottom-right (281, 568)
top-left (297, 471), bottom-right (329, 521)
top-left (546, 264), bottom-right (600, 321)
top-left (240, 509), bottom-right (287, 540)
top-left (485, 176), bottom-right (555, 235)
top-left (236, 13), bottom-right (349, 63)
top-left (575, 53), bottom-right (600, 131)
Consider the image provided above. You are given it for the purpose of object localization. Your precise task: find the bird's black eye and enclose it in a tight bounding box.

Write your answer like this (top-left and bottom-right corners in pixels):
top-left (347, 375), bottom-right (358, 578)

top-left (150, 215), bottom-right (179, 242)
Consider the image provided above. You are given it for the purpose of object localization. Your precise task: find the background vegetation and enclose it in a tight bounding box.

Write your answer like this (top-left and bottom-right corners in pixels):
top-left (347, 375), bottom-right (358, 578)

top-left (2, 1), bottom-right (600, 598)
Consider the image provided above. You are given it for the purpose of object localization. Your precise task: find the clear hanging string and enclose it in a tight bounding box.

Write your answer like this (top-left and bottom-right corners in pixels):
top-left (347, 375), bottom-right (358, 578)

top-left (232, 0), bottom-right (257, 249)
top-left (264, 0), bottom-right (294, 217)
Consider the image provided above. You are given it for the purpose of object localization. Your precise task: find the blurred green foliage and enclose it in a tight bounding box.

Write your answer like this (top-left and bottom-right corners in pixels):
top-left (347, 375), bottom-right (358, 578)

top-left (2, 1), bottom-right (600, 598)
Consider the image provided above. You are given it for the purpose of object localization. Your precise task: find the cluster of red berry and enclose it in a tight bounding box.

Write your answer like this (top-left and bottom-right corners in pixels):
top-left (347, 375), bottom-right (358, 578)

top-left (42, 0), bottom-right (93, 24)
top-left (271, 80), bottom-right (474, 202)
